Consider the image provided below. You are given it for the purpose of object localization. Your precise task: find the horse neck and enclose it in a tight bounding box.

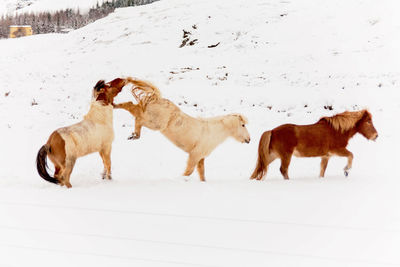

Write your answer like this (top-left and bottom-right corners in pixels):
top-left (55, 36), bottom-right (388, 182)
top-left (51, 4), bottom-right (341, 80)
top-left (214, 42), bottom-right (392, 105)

top-left (347, 125), bottom-right (359, 139)
top-left (209, 117), bottom-right (233, 143)
top-left (337, 127), bottom-right (358, 143)
top-left (84, 101), bottom-right (113, 124)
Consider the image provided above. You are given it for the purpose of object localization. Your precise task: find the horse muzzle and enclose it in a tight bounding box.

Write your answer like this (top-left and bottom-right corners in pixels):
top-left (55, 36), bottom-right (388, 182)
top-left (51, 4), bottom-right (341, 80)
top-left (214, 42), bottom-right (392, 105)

top-left (244, 138), bottom-right (250, 144)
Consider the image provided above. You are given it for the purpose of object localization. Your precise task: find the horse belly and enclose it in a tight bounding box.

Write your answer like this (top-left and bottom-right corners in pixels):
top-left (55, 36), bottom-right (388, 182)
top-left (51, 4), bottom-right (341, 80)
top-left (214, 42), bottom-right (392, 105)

top-left (141, 110), bottom-right (168, 130)
top-left (293, 147), bottom-right (327, 157)
top-left (60, 124), bottom-right (113, 158)
top-left (294, 138), bottom-right (329, 157)
top-left (161, 120), bottom-right (198, 153)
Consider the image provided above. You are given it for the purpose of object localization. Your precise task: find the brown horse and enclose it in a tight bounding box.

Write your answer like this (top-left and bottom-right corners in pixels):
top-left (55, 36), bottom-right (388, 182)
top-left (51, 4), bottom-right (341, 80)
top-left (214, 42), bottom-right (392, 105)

top-left (251, 110), bottom-right (378, 180)
top-left (113, 78), bottom-right (251, 181)
top-left (36, 78), bottom-right (126, 188)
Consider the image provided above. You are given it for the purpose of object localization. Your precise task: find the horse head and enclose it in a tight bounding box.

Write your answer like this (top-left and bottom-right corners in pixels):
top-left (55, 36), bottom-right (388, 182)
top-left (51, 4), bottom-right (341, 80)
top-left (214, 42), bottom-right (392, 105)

top-left (357, 110), bottom-right (378, 141)
top-left (93, 78), bottom-right (126, 105)
top-left (225, 114), bottom-right (250, 144)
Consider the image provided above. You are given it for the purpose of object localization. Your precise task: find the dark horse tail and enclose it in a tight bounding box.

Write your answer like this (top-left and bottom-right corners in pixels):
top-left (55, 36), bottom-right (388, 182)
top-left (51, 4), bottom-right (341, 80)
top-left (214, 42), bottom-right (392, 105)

top-left (250, 131), bottom-right (272, 180)
top-left (36, 145), bottom-right (59, 185)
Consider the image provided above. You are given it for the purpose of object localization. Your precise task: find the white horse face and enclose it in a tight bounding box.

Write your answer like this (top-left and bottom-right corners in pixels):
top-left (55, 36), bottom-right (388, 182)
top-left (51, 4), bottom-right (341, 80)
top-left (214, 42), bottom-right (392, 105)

top-left (231, 115), bottom-right (251, 144)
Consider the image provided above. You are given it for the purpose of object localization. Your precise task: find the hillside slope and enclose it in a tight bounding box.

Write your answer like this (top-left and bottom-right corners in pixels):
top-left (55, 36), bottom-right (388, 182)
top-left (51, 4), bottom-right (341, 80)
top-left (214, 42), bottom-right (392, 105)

top-left (0, 0), bottom-right (399, 266)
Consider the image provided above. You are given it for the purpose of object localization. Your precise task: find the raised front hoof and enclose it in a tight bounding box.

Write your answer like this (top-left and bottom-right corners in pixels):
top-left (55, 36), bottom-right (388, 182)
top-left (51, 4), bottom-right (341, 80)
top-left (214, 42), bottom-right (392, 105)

top-left (127, 133), bottom-right (140, 140)
top-left (344, 170), bottom-right (349, 177)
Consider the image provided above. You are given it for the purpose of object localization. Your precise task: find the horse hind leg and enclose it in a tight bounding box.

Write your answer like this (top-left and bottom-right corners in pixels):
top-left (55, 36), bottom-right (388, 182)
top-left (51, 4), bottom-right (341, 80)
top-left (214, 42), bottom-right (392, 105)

top-left (319, 156), bottom-right (330, 178)
top-left (99, 147), bottom-right (112, 180)
top-left (196, 158), bottom-right (205, 182)
top-left (53, 165), bottom-right (64, 184)
top-left (279, 154), bottom-right (292, 180)
top-left (60, 158), bottom-right (76, 188)
top-left (254, 153), bottom-right (277, 181)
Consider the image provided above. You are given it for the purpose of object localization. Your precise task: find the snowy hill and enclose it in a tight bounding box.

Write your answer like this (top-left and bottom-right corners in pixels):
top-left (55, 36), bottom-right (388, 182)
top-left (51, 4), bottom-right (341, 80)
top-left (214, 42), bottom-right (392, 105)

top-left (0, 0), bottom-right (400, 266)
top-left (0, 0), bottom-right (107, 15)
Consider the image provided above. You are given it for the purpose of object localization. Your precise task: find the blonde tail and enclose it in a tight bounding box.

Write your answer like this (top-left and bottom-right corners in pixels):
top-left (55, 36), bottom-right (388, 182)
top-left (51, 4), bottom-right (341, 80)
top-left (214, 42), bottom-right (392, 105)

top-left (124, 77), bottom-right (161, 110)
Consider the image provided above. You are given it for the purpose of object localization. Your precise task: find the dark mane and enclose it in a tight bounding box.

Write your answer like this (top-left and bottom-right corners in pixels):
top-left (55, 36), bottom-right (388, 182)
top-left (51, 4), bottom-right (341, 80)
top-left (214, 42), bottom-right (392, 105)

top-left (94, 80), bottom-right (106, 91)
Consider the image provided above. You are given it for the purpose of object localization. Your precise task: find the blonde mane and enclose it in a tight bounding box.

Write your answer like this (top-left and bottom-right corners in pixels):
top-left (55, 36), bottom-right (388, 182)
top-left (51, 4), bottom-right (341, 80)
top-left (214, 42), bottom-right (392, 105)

top-left (320, 110), bottom-right (368, 133)
top-left (125, 77), bottom-right (161, 110)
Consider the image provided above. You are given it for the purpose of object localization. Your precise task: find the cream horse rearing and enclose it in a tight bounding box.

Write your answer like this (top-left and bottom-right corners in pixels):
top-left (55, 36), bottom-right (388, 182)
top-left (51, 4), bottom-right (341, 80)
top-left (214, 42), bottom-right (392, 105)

top-left (114, 78), bottom-right (251, 181)
top-left (36, 78), bottom-right (127, 187)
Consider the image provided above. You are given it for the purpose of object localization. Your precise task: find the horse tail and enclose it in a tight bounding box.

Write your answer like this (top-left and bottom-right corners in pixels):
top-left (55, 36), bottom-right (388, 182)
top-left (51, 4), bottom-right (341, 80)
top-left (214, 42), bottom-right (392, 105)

top-left (36, 145), bottom-right (59, 185)
top-left (251, 130), bottom-right (272, 180)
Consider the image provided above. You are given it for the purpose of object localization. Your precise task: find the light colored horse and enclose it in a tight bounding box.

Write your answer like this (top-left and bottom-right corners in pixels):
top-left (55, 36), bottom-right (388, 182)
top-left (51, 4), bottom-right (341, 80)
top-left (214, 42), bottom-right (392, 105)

top-left (114, 78), bottom-right (251, 181)
top-left (36, 78), bottom-right (126, 188)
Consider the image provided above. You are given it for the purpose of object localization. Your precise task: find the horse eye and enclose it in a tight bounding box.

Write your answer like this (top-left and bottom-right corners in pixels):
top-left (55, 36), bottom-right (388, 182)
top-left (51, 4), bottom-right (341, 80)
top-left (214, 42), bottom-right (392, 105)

top-left (242, 124), bottom-right (245, 127)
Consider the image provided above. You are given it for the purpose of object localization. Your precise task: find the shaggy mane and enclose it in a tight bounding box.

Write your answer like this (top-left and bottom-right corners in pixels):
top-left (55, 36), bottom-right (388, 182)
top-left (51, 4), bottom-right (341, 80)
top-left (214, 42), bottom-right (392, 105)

top-left (125, 77), bottom-right (161, 110)
top-left (319, 109), bottom-right (368, 133)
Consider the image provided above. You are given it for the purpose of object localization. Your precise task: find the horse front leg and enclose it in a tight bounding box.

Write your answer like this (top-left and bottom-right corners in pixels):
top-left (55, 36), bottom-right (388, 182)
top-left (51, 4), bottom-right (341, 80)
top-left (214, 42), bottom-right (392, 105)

top-left (319, 156), bottom-right (330, 178)
top-left (333, 148), bottom-right (353, 177)
top-left (99, 146), bottom-right (112, 180)
top-left (113, 101), bottom-right (134, 110)
top-left (128, 119), bottom-right (143, 140)
top-left (114, 101), bottom-right (143, 117)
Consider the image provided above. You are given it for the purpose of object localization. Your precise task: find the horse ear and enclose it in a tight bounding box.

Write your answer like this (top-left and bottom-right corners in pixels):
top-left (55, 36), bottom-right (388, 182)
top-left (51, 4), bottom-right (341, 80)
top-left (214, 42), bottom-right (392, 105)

top-left (362, 109), bottom-right (372, 120)
top-left (239, 114), bottom-right (248, 124)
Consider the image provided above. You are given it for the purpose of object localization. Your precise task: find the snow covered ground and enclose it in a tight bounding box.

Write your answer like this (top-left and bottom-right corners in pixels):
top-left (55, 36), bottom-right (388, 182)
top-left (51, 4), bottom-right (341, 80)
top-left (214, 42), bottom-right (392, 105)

top-left (0, 0), bottom-right (399, 266)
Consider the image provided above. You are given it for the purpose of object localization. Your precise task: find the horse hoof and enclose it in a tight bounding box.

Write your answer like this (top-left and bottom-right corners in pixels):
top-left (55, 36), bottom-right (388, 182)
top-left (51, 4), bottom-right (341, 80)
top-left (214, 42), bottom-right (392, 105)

top-left (127, 134), bottom-right (139, 140)
top-left (344, 170), bottom-right (349, 177)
